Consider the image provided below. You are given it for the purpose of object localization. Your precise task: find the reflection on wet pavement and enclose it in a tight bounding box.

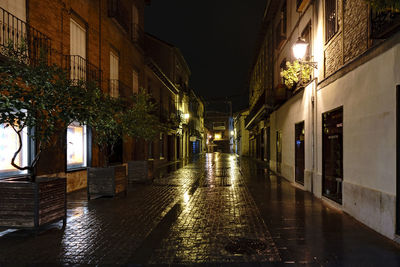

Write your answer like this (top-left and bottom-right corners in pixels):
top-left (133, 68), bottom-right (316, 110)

top-left (148, 154), bottom-right (280, 264)
top-left (0, 153), bottom-right (399, 266)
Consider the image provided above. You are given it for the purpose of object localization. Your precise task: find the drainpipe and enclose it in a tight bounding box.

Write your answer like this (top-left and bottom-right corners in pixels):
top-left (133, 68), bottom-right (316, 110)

top-left (311, 0), bottom-right (317, 195)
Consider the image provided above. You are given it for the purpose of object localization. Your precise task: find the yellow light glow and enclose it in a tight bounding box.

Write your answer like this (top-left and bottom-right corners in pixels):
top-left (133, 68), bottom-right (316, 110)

top-left (214, 133), bottom-right (222, 140)
top-left (230, 131), bottom-right (234, 136)
top-left (293, 38), bottom-right (308, 60)
top-left (183, 113), bottom-right (190, 119)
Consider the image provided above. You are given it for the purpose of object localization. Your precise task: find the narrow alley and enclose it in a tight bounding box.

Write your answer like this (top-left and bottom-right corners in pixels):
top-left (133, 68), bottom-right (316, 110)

top-left (0, 153), bottom-right (399, 266)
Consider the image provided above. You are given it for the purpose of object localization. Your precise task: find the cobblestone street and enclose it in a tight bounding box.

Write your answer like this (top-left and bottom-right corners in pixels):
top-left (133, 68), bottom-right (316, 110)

top-left (0, 153), bottom-right (400, 266)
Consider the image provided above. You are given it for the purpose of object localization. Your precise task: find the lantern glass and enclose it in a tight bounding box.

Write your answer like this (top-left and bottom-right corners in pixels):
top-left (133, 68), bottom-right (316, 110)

top-left (293, 38), bottom-right (308, 60)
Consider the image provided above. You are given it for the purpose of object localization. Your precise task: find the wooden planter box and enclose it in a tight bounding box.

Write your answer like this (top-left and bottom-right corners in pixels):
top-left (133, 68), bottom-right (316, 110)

top-left (127, 160), bottom-right (154, 183)
top-left (0, 177), bottom-right (66, 230)
top-left (87, 165), bottom-right (127, 200)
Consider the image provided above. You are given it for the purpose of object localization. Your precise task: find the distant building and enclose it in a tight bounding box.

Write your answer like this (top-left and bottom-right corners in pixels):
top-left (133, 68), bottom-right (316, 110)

top-left (233, 109), bottom-right (249, 156)
top-left (145, 33), bottom-right (192, 159)
top-left (205, 111), bottom-right (232, 153)
top-left (189, 90), bottom-right (205, 155)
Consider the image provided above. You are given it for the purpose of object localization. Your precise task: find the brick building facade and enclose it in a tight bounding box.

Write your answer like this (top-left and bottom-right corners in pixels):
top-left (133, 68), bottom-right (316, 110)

top-left (0, 0), bottom-right (196, 193)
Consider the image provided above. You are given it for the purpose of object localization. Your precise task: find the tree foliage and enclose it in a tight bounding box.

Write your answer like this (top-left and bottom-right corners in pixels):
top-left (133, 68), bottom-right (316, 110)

top-left (0, 42), bottom-right (100, 180)
top-left (91, 90), bottom-right (160, 166)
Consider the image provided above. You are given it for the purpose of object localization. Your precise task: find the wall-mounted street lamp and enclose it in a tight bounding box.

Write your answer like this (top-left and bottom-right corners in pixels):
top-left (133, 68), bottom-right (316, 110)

top-left (292, 37), bottom-right (318, 68)
top-left (183, 113), bottom-right (190, 120)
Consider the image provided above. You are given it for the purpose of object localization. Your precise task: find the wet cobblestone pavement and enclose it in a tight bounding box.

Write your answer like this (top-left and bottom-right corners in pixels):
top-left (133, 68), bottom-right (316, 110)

top-left (0, 153), bottom-right (400, 266)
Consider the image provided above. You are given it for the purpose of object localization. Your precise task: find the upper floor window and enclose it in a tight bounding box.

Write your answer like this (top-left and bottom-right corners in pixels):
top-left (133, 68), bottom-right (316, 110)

top-left (325, 0), bottom-right (337, 42)
top-left (275, 1), bottom-right (287, 49)
top-left (70, 18), bottom-right (87, 81)
top-left (132, 69), bottom-right (139, 93)
top-left (67, 123), bottom-right (87, 169)
top-left (0, 124), bottom-right (29, 177)
top-left (110, 50), bottom-right (119, 97)
top-left (132, 4), bottom-right (139, 39)
top-left (302, 22), bottom-right (312, 60)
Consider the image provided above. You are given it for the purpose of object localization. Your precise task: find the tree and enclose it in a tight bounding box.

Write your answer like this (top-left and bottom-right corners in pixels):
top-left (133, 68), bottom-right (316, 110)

top-left (91, 89), bottom-right (160, 166)
top-left (0, 42), bottom-right (100, 181)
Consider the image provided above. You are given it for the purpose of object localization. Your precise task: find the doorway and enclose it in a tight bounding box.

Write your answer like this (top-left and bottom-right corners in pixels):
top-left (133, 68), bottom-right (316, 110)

top-left (276, 131), bottom-right (282, 173)
top-left (295, 121), bottom-right (305, 185)
top-left (322, 107), bottom-right (343, 204)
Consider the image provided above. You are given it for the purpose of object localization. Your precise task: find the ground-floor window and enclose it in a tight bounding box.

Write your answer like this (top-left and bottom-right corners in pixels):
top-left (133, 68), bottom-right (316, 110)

top-left (0, 124), bottom-right (29, 176)
top-left (322, 107), bottom-right (343, 204)
top-left (148, 141), bottom-right (154, 159)
top-left (67, 123), bottom-right (87, 169)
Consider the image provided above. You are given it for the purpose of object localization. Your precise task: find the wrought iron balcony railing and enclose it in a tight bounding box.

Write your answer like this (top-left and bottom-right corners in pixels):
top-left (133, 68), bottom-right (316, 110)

top-left (108, 0), bottom-right (130, 32)
top-left (64, 55), bottom-right (102, 85)
top-left (371, 8), bottom-right (400, 39)
top-left (0, 6), bottom-right (51, 65)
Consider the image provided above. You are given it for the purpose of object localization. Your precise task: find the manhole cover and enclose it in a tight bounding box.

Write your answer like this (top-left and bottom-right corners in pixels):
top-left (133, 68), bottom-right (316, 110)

top-left (225, 238), bottom-right (267, 255)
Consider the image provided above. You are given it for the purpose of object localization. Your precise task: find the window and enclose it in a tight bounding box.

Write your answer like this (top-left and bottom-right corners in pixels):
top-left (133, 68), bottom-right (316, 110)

top-left (0, 125), bottom-right (29, 176)
top-left (132, 4), bottom-right (139, 40)
top-left (67, 123), bottom-right (87, 169)
top-left (160, 133), bottom-right (164, 158)
top-left (302, 22), bottom-right (311, 60)
top-left (70, 19), bottom-right (87, 81)
top-left (325, 0), bottom-right (337, 42)
top-left (110, 50), bottom-right (119, 97)
top-left (275, 1), bottom-right (287, 49)
top-left (132, 69), bottom-right (139, 93)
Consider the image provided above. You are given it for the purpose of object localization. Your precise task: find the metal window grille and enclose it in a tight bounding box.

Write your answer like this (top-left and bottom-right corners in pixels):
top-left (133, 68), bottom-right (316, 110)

top-left (325, 0), bottom-right (337, 42)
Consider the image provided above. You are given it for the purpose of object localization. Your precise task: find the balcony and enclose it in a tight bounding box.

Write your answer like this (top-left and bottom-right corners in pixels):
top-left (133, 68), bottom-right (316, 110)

top-left (0, 6), bottom-right (51, 65)
top-left (371, 8), bottom-right (400, 39)
top-left (131, 23), bottom-right (144, 49)
top-left (108, 0), bottom-right (130, 32)
top-left (108, 79), bottom-right (132, 98)
top-left (64, 55), bottom-right (102, 85)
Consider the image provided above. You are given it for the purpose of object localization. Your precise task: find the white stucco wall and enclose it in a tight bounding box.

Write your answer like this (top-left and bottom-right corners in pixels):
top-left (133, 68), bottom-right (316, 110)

top-left (269, 83), bottom-right (314, 190)
top-left (315, 43), bottom-right (400, 239)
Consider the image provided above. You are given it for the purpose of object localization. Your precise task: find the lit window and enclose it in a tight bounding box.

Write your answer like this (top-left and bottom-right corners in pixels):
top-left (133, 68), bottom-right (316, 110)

top-left (0, 124), bottom-right (28, 176)
top-left (67, 123), bottom-right (87, 169)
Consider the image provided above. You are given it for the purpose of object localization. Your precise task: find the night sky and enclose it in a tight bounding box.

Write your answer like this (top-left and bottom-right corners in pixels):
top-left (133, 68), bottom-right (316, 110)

top-left (145, 0), bottom-right (267, 112)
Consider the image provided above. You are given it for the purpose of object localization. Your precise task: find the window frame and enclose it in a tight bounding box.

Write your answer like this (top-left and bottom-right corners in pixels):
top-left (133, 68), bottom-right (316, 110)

top-left (0, 125), bottom-right (32, 178)
top-left (66, 122), bottom-right (90, 171)
top-left (325, 0), bottom-right (338, 43)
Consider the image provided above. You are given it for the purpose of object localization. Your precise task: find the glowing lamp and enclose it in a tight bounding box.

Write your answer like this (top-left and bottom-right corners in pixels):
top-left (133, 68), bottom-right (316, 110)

top-left (183, 113), bottom-right (189, 119)
top-left (292, 38), bottom-right (308, 60)
top-left (230, 131), bottom-right (234, 136)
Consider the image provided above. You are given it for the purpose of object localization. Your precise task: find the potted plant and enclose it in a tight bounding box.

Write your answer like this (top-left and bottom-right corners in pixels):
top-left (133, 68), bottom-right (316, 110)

top-left (88, 90), bottom-right (159, 198)
top-left (0, 43), bottom-right (99, 230)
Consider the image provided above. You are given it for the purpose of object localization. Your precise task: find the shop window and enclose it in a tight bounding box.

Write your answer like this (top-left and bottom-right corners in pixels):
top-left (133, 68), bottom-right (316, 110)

top-left (0, 124), bottom-right (29, 177)
top-left (67, 123), bottom-right (87, 169)
top-left (325, 0), bottom-right (337, 42)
